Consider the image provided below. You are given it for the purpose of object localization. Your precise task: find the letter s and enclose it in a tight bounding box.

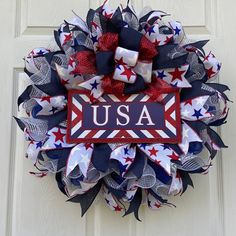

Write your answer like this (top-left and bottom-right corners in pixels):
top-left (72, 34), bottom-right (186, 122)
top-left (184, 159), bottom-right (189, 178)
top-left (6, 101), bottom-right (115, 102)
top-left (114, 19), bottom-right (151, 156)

top-left (116, 105), bottom-right (130, 126)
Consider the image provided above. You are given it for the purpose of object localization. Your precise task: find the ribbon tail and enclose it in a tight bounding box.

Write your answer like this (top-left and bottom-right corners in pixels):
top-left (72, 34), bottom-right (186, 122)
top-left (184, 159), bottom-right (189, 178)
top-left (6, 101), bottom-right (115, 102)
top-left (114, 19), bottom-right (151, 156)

top-left (67, 181), bottom-right (102, 217)
top-left (123, 188), bottom-right (142, 221)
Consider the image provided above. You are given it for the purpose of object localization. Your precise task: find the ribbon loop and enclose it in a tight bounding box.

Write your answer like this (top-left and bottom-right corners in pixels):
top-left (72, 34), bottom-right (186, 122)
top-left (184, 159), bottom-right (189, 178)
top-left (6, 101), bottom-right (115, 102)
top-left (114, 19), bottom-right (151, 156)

top-left (119, 27), bottom-right (143, 51)
top-left (133, 61), bottom-right (152, 83)
top-left (114, 47), bottom-right (139, 67)
top-left (113, 64), bottom-right (137, 83)
top-left (145, 24), bottom-right (174, 46)
top-left (96, 51), bottom-right (115, 75)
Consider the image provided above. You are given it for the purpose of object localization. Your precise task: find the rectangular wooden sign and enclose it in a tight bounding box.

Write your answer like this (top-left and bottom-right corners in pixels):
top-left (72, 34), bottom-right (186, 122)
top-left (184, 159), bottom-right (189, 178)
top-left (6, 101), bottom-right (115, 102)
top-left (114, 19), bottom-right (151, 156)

top-left (67, 90), bottom-right (181, 143)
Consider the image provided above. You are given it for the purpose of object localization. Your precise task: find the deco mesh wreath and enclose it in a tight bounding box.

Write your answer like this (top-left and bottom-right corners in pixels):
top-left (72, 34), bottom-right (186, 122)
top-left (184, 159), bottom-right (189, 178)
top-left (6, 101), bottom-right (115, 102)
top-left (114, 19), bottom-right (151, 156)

top-left (16, 0), bottom-right (229, 220)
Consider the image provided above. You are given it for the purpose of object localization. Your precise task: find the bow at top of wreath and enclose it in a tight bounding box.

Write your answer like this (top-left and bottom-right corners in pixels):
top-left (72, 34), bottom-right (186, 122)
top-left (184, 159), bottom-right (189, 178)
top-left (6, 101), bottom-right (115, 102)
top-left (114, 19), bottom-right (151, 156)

top-left (52, 2), bottom-right (195, 101)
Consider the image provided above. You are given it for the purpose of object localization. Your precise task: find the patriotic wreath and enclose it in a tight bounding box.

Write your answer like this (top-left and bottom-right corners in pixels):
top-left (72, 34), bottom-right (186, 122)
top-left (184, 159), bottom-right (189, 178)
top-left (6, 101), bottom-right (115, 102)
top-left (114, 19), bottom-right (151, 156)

top-left (16, 1), bottom-right (229, 220)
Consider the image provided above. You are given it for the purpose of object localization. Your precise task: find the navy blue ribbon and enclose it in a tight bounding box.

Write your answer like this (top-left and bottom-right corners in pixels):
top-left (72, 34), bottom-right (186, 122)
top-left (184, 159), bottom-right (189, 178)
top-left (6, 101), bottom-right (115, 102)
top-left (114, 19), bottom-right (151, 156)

top-left (17, 85), bottom-right (33, 107)
top-left (92, 144), bottom-right (112, 172)
top-left (119, 27), bottom-right (142, 51)
top-left (123, 188), bottom-right (142, 221)
top-left (153, 44), bottom-right (189, 70)
top-left (96, 51), bottom-right (115, 75)
top-left (124, 75), bottom-right (147, 94)
top-left (148, 160), bottom-right (172, 185)
top-left (68, 181), bottom-right (102, 217)
top-left (178, 170), bottom-right (194, 194)
top-left (128, 148), bottom-right (146, 178)
top-left (180, 81), bottom-right (215, 101)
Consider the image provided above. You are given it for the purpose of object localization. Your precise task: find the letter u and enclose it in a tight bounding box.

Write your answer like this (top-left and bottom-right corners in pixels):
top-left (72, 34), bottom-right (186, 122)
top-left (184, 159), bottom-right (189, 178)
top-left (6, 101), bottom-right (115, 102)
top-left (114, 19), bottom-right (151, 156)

top-left (92, 105), bottom-right (111, 126)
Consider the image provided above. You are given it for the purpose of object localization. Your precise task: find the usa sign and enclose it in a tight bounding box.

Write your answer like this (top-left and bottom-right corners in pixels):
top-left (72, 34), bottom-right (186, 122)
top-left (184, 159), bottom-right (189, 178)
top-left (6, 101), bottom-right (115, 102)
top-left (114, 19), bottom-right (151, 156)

top-left (67, 90), bottom-right (181, 143)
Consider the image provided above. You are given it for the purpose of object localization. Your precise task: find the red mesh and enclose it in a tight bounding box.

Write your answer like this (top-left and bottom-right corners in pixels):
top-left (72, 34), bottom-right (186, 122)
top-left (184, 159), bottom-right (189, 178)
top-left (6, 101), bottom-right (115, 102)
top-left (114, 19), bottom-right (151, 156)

top-left (102, 75), bottom-right (124, 94)
top-left (145, 77), bottom-right (178, 103)
top-left (73, 51), bottom-right (97, 74)
top-left (139, 36), bottom-right (158, 60)
top-left (98, 33), bottom-right (119, 51)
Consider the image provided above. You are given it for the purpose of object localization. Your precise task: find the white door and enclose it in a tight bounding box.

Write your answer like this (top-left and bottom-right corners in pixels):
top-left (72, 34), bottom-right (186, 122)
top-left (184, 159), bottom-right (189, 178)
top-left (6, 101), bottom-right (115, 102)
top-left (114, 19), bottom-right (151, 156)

top-left (0, 0), bottom-right (235, 235)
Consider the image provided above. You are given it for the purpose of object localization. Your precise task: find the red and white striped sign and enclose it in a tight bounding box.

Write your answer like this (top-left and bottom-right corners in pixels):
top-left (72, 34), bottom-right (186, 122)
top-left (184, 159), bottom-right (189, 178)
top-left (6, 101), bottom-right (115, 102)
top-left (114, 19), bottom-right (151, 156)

top-left (66, 90), bottom-right (181, 143)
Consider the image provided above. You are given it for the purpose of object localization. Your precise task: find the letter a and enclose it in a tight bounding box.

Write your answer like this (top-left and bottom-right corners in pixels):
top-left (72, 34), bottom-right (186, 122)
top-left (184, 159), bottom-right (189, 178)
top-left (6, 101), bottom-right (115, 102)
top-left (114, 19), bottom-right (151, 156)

top-left (136, 105), bottom-right (155, 126)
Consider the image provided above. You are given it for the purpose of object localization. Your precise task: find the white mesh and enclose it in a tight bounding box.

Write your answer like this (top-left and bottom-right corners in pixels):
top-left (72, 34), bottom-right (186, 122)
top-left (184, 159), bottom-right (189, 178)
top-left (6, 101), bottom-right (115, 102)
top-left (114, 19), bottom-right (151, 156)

top-left (21, 117), bottom-right (48, 141)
